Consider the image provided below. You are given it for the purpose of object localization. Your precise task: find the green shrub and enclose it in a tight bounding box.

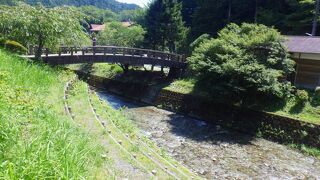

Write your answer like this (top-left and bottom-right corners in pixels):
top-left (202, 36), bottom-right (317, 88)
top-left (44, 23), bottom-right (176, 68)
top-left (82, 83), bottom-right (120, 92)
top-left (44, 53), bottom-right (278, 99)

top-left (296, 90), bottom-right (309, 103)
top-left (188, 23), bottom-right (295, 101)
top-left (3, 40), bottom-right (27, 54)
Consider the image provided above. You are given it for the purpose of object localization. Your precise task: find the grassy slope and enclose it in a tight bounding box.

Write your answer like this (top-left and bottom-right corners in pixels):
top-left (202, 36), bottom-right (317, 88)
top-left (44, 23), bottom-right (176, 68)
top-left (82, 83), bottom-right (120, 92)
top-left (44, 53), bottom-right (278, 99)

top-left (0, 50), bottom-right (105, 178)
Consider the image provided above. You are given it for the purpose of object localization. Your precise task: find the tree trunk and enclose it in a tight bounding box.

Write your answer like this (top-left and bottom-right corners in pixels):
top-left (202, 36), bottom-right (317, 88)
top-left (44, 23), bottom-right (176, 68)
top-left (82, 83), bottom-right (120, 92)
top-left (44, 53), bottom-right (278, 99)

top-left (312, 0), bottom-right (320, 36)
top-left (254, 0), bottom-right (259, 23)
top-left (227, 0), bottom-right (232, 23)
top-left (119, 63), bottom-right (129, 73)
top-left (35, 35), bottom-right (44, 60)
top-left (168, 41), bottom-right (176, 53)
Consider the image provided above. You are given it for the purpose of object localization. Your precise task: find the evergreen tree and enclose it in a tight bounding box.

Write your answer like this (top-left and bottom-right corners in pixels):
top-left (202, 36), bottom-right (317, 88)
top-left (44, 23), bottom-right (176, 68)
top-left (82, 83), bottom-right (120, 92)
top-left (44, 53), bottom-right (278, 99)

top-left (144, 0), bottom-right (165, 50)
top-left (178, 0), bottom-right (197, 27)
top-left (144, 0), bottom-right (187, 53)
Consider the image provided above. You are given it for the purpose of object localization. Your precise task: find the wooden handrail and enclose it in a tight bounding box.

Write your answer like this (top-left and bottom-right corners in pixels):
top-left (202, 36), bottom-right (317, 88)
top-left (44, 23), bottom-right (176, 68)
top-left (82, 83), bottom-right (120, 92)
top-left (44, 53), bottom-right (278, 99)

top-left (28, 46), bottom-right (186, 62)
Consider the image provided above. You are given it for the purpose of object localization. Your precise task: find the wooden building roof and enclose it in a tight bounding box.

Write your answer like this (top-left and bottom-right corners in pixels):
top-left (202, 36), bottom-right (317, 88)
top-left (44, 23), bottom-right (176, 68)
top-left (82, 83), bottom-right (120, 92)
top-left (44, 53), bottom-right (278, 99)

top-left (285, 36), bottom-right (320, 54)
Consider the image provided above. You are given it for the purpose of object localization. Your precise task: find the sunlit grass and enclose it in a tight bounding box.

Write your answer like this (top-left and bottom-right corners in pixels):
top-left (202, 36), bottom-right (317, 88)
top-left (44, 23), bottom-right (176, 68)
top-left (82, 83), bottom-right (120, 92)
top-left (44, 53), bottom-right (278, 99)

top-left (0, 50), bottom-right (104, 178)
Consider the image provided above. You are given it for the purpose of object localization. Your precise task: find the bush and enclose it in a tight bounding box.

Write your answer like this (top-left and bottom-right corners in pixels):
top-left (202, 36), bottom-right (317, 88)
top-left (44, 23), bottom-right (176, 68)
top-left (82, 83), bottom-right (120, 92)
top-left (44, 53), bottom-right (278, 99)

top-left (188, 23), bottom-right (295, 101)
top-left (296, 90), bottom-right (309, 103)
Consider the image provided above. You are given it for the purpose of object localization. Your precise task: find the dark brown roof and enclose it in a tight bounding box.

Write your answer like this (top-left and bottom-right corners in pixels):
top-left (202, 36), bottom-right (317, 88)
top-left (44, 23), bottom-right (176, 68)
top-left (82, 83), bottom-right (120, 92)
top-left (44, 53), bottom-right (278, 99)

top-left (285, 36), bottom-right (320, 54)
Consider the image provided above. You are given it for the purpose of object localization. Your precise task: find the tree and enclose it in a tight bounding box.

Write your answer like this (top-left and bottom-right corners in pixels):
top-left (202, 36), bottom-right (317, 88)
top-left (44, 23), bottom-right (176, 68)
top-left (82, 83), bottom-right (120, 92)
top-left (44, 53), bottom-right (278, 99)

top-left (77, 6), bottom-right (117, 24)
top-left (191, 0), bottom-right (255, 38)
top-left (0, 4), bottom-right (90, 59)
top-left (312, 0), bottom-right (320, 35)
top-left (1, 0), bottom-right (140, 12)
top-left (188, 23), bottom-right (295, 101)
top-left (118, 9), bottom-right (146, 23)
top-left (178, 0), bottom-right (197, 27)
top-left (144, 0), bottom-right (188, 53)
top-left (97, 22), bottom-right (145, 47)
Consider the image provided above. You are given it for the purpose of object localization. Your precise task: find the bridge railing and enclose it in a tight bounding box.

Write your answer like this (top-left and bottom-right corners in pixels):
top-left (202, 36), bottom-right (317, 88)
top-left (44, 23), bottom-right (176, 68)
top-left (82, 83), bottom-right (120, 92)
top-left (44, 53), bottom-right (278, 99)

top-left (28, 46), bottom-right (186, 62)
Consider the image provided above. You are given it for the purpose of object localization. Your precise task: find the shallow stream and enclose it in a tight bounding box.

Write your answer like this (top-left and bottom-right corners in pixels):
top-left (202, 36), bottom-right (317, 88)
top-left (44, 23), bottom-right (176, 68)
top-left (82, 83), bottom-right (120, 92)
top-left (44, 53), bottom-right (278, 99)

top-left (97, 90), bottom-right (320, 179)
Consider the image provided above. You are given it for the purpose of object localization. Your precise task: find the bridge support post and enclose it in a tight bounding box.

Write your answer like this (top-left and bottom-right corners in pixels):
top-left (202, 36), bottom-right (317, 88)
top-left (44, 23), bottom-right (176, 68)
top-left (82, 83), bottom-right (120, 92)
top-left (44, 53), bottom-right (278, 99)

top-left (151, 65), bottom-right (154, 71)
top-left (168, 67), bottom-right (181, 79)
top-left (161, 66), bottom-right (164, 73)
top-left (124, 64), bottom-right (129, 73)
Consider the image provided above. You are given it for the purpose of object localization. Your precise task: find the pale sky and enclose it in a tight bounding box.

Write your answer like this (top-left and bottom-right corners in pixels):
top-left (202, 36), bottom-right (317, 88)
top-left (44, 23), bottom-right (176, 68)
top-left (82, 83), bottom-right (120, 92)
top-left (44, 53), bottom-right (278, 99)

top-left (116, 0), bottom-right (150, 7)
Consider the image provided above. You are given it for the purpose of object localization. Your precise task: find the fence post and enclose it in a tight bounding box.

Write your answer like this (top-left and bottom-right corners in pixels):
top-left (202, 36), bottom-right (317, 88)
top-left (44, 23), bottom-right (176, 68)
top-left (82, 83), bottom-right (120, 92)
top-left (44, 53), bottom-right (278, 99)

top-left (45, 48), bottom-right (49, 57)
top-left (71, 47), bottom-right (73, 56)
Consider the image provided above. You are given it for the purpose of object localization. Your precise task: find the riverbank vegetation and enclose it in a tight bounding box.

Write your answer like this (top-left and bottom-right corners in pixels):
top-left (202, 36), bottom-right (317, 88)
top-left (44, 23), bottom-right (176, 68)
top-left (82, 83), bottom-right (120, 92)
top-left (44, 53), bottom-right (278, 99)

top-left (0, 50), bottom-right (106, 178)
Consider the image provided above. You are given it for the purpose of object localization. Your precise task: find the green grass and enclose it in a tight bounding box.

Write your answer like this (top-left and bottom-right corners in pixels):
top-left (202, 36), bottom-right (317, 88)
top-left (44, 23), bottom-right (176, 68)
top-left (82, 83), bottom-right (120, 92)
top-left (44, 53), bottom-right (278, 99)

top-left (256, 93), bottom-right (320, 124)
top-left (0, 50), bottom-right (105, 178)
top-left (164, 78), bottom-right (197, 94)
top-left (290, 144), bottom-right (320, 159)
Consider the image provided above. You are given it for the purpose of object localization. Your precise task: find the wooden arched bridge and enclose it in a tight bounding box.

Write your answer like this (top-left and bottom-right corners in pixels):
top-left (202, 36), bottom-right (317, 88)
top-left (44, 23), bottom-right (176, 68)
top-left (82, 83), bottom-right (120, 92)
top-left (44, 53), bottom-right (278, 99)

top-left (25, 46), bottom-right (187, 73)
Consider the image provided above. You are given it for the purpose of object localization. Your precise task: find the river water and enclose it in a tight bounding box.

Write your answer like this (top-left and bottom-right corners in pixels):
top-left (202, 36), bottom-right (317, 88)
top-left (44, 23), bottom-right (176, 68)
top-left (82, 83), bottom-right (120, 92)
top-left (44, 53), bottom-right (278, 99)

top-left (96, 90), bottom-right (320, 179)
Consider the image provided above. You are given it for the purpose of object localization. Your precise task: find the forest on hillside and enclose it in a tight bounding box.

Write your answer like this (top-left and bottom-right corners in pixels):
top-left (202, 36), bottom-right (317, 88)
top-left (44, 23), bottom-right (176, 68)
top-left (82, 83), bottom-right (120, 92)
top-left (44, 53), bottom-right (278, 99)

top-left (178, 0), bottom-right (319, 39)
top-left (0, 0), bottom-right (139, 12)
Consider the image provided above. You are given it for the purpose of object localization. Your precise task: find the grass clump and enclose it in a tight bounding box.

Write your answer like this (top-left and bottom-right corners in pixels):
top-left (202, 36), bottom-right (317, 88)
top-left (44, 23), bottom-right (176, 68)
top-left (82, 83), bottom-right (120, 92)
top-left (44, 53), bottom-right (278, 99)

top-left (0, 50), bottom-right (104, 178)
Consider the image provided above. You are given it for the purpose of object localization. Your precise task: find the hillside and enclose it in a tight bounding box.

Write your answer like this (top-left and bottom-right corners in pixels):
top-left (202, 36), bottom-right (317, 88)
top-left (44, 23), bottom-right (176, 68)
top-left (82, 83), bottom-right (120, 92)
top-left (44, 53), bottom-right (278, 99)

top-left (0, 0), bottom-right (139, 12)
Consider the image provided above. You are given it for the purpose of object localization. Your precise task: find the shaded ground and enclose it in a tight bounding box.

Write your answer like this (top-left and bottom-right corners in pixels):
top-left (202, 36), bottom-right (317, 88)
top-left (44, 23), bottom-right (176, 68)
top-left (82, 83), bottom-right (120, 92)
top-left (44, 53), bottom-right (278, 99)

top-left (98, 91), bottom-right (320, 179)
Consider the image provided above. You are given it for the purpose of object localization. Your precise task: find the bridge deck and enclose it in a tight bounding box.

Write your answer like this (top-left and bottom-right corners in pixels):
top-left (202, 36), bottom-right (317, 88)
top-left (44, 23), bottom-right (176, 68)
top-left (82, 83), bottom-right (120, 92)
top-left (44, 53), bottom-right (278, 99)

top-left (24, 46), bottom-right (187, 69)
